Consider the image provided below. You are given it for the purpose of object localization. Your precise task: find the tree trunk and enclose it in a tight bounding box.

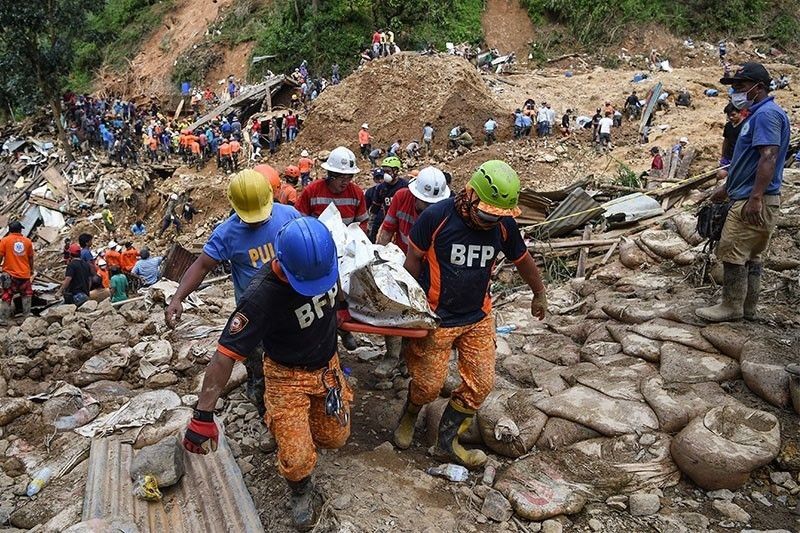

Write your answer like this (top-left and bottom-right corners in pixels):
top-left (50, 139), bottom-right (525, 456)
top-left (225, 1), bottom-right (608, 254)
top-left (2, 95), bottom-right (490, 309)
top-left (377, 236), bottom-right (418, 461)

top-left (293, 0), bottom-right (301, 27)
top-left (311, 0), bottom-right (320, 11)
top-left (50, 97), bottom-right (74, 162)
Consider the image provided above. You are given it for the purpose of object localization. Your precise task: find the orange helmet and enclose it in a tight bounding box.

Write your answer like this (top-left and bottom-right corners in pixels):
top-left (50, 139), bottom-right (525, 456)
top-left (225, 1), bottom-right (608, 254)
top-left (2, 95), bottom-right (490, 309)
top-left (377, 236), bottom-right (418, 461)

top-left (254, 164), bottom-right (281, 194)
top-left (284, 165), bottom-right (301, 178)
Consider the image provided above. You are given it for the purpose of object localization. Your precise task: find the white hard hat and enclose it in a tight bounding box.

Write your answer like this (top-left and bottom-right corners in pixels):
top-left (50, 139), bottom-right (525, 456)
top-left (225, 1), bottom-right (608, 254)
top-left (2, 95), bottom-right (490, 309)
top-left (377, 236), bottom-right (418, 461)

top-left (108, 240), bottom-right (118, 249)
top-left (679, 137), bottom-right (688, 143)
top-left (361, 123), bottom-right (369, 129)
top-left (301, 149), bottom-right (309, 157)
top-left (409, 166), bottom-right (450, 203)
top-left (321, 146), bottom-right (360, 175)
top-left (97, 258), bottom-right (107, 267)
top-left (170, 193), bottom-right (179, 200)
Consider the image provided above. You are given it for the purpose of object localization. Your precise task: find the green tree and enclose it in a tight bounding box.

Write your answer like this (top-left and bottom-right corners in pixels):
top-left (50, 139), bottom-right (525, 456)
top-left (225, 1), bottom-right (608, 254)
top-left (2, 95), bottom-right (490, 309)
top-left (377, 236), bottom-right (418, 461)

top-left (0, 0), bottom-right (96, 160)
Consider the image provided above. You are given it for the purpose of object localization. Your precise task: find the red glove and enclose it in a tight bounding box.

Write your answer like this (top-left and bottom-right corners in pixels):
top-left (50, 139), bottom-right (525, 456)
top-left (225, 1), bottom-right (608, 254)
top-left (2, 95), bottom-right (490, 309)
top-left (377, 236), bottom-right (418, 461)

top-left (337, 309), bottom-right (351, 327)
top-left (183, 410), bottom-right (219, 454)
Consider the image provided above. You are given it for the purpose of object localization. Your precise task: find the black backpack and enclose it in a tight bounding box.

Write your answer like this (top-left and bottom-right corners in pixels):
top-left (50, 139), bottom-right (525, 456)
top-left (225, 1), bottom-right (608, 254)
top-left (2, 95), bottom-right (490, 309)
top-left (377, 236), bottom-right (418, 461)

top-left (696, 201), bottom-right (732, 242)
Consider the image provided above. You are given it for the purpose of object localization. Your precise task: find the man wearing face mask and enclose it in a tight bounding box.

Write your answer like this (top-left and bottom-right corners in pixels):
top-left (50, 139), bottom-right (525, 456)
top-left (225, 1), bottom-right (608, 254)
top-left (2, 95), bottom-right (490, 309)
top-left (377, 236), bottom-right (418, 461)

top-left (697, 63), bottom-right (790, 323)
top-left (369, 156), bottom-right (408, 241)
top-left (392, 160), bottom-right (548, 468)
top-left (165, 169), bottom-right (301, 440)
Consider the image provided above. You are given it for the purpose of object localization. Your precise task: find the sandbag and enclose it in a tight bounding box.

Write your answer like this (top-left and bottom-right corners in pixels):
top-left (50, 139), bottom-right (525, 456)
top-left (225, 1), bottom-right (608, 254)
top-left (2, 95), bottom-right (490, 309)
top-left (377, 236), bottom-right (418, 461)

top-left (495, 458), bottom-right (587, 520)
top-left (640, 376), bottom-right (742, 433)
top-left (606, 323), bottom-right (661, 362)
top-left (659, 342), bottom-right (740, 384)
top-left (574, 361), bottom-right (657, 402)
top-left (670, 405), bottom-right (780, 490)
top-left (579, 342), bottom-right (622, 365)
top-left (502, 352), bottom-right (556, 386)
top-left (699, 324), bottom-right (752, 360)
top-left (673, 248), bottom-right (700, 266)
top-left (524, 333), bottom-right (580, 366)
top-left (740, 337), bottom-right (795, 408)
top-left (536, 417), bottom-right (601, 450)
top-left (619, 237), bottom-right (650, 269)
top-left (632, 319), bottom-right (717, 352)
top-left (640, 229), bottom-right (691, 259)
top-left (476, 389), bottom-right (548, 458)
top-left (601, 301), bottom-right (672, 324)
top-left (532, 368), bottom-right (569, 396)
top-left (535, 385), bottom-right (659, 436)
top-left (673, 212), bottom-right (704, 245)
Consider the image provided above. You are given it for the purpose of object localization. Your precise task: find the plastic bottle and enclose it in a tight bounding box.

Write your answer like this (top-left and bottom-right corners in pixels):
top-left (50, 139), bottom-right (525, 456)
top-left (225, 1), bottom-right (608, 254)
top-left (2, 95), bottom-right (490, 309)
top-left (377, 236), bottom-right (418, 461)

top-left (496, 324), bottom-right (517, 335)
top-left (26, 467), bottom-right (53, 497)
top-left (426, 463), bottom-right (468, 482)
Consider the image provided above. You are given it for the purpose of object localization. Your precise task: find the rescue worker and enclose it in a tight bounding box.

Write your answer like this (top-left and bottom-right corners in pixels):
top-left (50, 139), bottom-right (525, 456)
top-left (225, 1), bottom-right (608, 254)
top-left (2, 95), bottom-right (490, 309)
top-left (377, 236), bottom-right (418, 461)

top-left (120, 242), bottom-right (138, 274)
top-left (184, 217), bottom-right (350, 531)
top-left (364, 168), bottom-right (386, 242)
top-left (230, 138), bottom-right (242, 171)
top-left (0, 221), bottom-right (35, 322)
top-left (697, 63), bottom-right (790, 322)
top-left (368, 155), bottom-right (408, 242)
top-left (255, 164), bottom-right (281, 200)
top-left (61, 243), bottom-right (92, 307)
top-left (374, 166), bottom-right (450, 378)
top-left (392, 161), bottom-right (548, 468)
top-left (295, 146), bottom-right (367, 351)
top-left (358, 123), bottom-right (371, 160)
top-left (279, 166), bottom-right (301, 206)
top-left (298, 150), bottom-right (314, 188)
top-left (166, 169), bottom-right (300, 424)
top-left (105, 241), bottom-right (122, 270)
top-left (296, 146), bottom-right (368, 228)
top-left (219, 139), bottom-right (233, 172)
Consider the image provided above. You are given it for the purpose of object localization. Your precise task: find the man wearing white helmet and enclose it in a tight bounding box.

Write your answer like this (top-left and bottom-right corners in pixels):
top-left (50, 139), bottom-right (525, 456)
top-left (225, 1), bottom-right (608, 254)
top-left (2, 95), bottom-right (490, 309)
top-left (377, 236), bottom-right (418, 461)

top-left (373, 166), bottom-right (450, 378)
top-left (358, 123), bottom-right (371, 160)
top-left (296, 146), bottom-right (368, 230)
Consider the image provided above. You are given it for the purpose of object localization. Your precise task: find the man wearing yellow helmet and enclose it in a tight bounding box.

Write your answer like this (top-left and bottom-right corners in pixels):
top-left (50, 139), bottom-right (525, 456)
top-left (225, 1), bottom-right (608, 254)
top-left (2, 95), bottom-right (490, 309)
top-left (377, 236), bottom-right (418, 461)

top-left (392, 160), bottom-right (548, 469)
top-left (166, 169), bottom-right (301, 426)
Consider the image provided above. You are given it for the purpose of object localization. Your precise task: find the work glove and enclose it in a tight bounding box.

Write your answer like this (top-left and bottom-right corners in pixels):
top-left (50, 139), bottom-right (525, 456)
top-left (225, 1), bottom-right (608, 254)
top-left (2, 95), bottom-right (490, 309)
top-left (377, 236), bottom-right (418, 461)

top-left (183, 410), bottom-right (219, 455)
top-left (531, 291), bottom-right (548, 321)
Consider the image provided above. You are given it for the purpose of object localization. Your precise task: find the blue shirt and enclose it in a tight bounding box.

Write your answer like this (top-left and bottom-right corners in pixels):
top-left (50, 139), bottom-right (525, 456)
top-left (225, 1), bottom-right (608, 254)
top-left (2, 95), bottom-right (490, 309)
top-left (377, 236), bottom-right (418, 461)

top-left (409, 199), bottom-right (527, 327)
top-left (131, 223), bottom-right (147, 236)
top-left (203, 204), bottom-right (301, 302)
top-left (132, 256), bottom-right (163, 286)
top-left (80, 248), bottom-right (94, 263)
top-left (726, 96), bottom-right (790, 201)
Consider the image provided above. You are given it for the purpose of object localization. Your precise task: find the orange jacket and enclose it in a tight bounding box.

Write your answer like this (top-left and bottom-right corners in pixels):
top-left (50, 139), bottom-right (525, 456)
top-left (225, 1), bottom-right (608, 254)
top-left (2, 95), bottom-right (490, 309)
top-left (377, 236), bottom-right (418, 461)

top-left (219, 143), bottom-right (232, 157)
top-left (298, 157), bottom-right (313, 174)
top-left (120, 248), bottom-right (138, 272)
top-left (105, 249), bottom-right (122, 268)
top-left (230, 140), bottom-right (241, 153)
top-left (358, 129), bottom-right (371, 145)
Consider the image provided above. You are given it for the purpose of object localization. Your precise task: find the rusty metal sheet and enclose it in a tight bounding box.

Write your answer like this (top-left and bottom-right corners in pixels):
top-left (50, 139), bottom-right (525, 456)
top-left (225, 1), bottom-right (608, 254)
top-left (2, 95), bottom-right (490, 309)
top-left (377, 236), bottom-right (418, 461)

top-left (533, 187), bottom-right (603, 239)
top-left (162, 243), bottom-right (198, 282)
top-left (83, 434), bottom-right (264, 533)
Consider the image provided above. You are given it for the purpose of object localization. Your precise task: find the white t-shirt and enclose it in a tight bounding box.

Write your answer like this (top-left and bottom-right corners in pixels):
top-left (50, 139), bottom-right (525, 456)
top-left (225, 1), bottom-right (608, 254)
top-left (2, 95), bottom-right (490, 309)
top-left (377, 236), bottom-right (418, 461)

top-left (536, 108), bottom-right (550, 123)
top-left (599, 117), bottom-right (614, 134)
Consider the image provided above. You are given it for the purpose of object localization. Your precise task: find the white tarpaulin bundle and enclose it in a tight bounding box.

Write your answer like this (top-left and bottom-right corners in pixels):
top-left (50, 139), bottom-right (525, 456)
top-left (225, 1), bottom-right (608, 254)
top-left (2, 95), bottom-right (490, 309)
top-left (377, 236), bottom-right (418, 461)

top-left (319, 204), bottom-right (438, 329)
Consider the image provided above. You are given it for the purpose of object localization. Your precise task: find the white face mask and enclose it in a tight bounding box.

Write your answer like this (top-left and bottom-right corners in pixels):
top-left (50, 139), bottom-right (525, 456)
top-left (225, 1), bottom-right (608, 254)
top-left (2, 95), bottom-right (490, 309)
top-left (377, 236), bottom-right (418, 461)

top-left (383, 173), bottom-right (394, 183)
top-left (730, 84), bottom-right (757, 110)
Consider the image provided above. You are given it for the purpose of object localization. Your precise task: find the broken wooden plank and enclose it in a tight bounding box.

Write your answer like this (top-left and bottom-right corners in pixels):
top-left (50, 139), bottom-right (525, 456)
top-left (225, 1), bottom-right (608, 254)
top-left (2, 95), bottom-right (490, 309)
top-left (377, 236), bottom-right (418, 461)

top-left (42, 166), bottom-right (68, 200)
top-left (601, 240), bottom-right (620, 265)
top-left (185, 76), bottom-right (286, 132)
top-left (575, 225), bottom-right (592, 278)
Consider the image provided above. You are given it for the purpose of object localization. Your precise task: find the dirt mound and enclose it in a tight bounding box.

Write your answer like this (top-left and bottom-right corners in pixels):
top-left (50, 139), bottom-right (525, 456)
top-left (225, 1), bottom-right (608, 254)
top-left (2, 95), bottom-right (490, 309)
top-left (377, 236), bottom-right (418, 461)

top-left (483, 0), bottom-right (536, 58)
top-left (298, 53), bottom-right (506, 151)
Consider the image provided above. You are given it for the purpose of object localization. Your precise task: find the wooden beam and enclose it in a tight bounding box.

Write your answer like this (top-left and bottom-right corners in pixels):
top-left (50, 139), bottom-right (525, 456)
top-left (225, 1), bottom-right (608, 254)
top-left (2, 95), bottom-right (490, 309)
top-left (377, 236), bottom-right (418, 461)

top-left (575, 225), bottom-right (592, 278)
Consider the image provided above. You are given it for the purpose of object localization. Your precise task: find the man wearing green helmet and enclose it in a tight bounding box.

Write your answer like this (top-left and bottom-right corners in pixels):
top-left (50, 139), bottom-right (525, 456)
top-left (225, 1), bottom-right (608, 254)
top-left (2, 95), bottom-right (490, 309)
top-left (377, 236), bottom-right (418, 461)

top-left (366, 155), bottom-right (408, 241)
top-left (392, 160), bottom-right (548, 469)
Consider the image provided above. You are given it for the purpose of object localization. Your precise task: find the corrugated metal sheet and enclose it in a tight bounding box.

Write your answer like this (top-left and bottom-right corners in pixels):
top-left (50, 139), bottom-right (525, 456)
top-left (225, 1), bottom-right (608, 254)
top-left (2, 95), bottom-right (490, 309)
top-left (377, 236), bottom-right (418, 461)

top-left (83, 435), bottom-right (264, 533)
top-left (162, 244), bottom-right (198, 282)
top-left (536, 187), bottom-right (603, 239)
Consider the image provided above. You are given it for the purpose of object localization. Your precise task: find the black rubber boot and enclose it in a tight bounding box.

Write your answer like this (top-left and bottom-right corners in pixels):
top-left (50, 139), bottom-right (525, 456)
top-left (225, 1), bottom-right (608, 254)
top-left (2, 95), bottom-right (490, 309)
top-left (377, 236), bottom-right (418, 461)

top-left (743, 261), bottom-right (762, 321)
top-left (286, 477), bottom-right (316, 531)
top-left (244, 350), bottom-right (266, 418)
top-left (338, 329), bottom-right (358, 351)
top-left (435, 400), bottom-right (487, 470)
top-left (21, 296), bottom-right (31, 318)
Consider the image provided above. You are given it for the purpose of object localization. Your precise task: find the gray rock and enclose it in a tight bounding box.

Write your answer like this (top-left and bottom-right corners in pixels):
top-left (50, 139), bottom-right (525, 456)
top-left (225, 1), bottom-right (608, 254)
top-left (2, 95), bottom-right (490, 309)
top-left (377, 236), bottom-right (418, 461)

top-left (750, 491), bottom-right (772, 507)
top-left (331, 494), bottom-right (352, 510)
top-left (707, 488), bottom-right (735, 500)
top-left (605, 495), bottom-right (627, 511)
top-left (678, 512), bottom-right (709, 530)
top-left (480, 489), bottom-right (513, 522)
top-left (588, 518), bottom-right (603, 531)
top-left (628, 493), bottom-right (660, 516)
top-left (712, 500), bottom-right (750, 523)
top-left (541, 519), bottom-right (562, 533)
top-left (0, 398), bottom-right (33, 426)
top-left (770, 471), bottom-right (792, 486)
top-left (129, 436), bottom-right (185, 488)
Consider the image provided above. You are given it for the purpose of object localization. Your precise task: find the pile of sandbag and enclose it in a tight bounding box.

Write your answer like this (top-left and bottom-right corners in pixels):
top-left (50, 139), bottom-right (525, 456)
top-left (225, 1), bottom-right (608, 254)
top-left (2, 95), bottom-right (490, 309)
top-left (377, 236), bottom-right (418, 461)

top-left (618, 213), bottom-right (707, 269)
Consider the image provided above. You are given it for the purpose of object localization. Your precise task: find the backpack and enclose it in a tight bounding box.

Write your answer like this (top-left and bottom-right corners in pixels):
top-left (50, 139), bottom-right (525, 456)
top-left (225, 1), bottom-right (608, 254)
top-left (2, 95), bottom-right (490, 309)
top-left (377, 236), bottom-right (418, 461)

top-left (696, 201), bottom-right (731, 243)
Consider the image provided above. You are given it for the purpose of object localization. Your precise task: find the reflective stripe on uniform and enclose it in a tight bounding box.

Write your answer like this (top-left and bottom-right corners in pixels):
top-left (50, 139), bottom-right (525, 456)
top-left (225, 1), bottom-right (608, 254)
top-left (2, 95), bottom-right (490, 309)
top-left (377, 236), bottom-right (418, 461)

top-left (309, 197), bottom-right (361, 207)
top-left (396, 211), bottom-right (415, 224)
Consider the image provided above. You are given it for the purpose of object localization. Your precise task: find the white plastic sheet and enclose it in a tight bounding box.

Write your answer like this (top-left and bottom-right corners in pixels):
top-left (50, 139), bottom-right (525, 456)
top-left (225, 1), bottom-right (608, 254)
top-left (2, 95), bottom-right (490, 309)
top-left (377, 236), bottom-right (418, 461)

top-left (318, 203), bottom-right (438, 328)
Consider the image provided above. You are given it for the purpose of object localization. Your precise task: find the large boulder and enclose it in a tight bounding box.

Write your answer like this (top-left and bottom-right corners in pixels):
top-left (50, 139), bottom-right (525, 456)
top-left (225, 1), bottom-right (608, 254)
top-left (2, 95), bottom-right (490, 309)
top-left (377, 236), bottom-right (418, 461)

top-left (640, 376), bottom-right (742, 433)
top-left (536, 385), bottom-right (659, 436)
top-left (670, 405), bottom-right (780, 490)
top-left (740, 337), bottom-right (795, 408)
top-left (659, 342), bottom-right (740, 384)
top-left (476, 389), bottom-right (548, 458)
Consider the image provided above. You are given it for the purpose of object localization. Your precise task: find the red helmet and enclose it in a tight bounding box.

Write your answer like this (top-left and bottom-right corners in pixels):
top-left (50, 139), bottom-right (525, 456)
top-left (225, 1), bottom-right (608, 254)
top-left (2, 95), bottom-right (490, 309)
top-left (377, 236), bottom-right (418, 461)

top-left (68, 243), bottom-right (82, 257)
top-left (284, 165), bottom-right (301, 179)
top-left (254, 164), bottom-right (281, 194)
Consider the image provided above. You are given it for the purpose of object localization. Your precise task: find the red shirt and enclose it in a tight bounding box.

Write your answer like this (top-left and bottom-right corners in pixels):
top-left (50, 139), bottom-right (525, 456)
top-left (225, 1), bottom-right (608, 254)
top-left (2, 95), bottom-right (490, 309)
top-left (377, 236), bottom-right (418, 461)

top-left (381, 188), bottom-right (418, 253)
top-left (285, 115), bottom-right (298, 128)
top-left (296, 179), bottom-right (368, 225)
top-left (651, 154), bottom-right (664, 170)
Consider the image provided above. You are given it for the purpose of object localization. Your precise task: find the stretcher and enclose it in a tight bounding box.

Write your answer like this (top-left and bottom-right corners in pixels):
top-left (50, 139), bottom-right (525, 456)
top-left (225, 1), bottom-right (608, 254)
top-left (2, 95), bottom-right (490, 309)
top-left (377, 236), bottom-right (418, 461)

top-left (339, 320), bottom-right (429, 338)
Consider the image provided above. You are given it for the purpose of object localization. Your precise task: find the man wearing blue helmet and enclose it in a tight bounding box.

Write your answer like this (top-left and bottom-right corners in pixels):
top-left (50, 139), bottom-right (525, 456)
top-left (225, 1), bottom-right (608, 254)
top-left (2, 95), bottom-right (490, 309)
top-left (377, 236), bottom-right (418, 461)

top-left (185, 216), bottom-right (351, 531)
